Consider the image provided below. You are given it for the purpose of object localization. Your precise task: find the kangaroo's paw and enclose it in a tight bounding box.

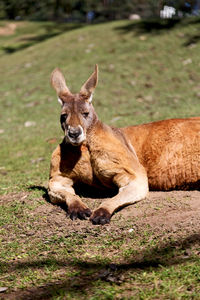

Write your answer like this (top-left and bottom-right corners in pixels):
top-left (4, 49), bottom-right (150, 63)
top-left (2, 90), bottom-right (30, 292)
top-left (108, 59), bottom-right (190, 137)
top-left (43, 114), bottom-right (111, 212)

top-left (68, 201), bottom-right (92, 220)
top-left (90, 208), bottom-right (111, 225)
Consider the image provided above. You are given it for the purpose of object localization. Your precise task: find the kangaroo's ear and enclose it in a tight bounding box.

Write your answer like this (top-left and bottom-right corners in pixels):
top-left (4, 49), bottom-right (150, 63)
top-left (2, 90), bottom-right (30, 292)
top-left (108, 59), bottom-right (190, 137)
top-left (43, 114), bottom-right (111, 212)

top-left (80, 64), bottom-right (98, 101)
top-left (51, 68), bottom-right (71, 96)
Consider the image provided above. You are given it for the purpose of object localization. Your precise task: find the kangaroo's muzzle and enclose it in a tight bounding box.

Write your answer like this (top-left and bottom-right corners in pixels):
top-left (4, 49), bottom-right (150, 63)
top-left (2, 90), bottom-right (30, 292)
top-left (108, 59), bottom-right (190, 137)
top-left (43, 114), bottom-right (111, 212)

top-left (66, 125), bottom-right (85, 146)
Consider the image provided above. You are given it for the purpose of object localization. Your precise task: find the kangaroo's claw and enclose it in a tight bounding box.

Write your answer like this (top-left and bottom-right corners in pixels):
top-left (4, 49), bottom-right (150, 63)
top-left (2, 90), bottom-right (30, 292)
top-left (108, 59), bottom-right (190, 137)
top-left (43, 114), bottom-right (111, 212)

top-left (90, 208), bottom-right (111, 225)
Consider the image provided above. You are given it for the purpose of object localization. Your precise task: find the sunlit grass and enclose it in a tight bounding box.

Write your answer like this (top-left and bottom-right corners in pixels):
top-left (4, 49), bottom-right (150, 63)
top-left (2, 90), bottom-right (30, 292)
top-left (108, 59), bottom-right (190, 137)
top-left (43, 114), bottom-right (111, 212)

top-left (0, 18), bottom-right (200, 299)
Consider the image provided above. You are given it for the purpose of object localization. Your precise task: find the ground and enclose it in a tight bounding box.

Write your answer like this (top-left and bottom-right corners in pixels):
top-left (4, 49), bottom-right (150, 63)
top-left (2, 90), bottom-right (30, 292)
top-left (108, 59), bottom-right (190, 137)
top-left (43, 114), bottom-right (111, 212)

top-left (0, 23), bottom-right (17, 36)
top-left (1, 189), bottom-right (199, 299)
top-left (0, 18), bottom-right (200, 299)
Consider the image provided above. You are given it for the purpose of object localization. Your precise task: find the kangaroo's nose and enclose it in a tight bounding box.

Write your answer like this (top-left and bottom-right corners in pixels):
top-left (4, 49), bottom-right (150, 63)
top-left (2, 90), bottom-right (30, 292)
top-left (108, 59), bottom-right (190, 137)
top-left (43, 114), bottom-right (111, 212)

top-left (68, 127), bottom-right (82, 139)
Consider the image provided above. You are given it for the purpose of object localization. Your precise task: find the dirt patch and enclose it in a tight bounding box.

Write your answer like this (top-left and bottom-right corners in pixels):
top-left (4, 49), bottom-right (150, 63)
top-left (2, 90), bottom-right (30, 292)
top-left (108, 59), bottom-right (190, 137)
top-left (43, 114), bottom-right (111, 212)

top-left (0, 23), bottom-right (17, 36)
top-left (0, 190), bottom-right (199, 240)
top-left (117, 190), bottom-right (200, 232)
top-left (39, 190), bottom-right (200, 234)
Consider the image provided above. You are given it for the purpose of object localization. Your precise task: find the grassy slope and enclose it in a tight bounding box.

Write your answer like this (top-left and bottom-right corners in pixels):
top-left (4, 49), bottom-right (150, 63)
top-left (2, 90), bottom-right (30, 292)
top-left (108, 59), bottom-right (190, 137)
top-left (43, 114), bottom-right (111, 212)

top-left (0, 19), bottom-right (200, 299)
top-left (0, 19), bottom-right (200, 192)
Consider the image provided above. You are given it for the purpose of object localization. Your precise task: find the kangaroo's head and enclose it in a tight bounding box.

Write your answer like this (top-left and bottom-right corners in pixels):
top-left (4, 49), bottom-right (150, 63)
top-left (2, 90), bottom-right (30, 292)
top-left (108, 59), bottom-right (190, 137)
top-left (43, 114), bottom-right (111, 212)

top-left (51, 65), bottom-right (98, 146)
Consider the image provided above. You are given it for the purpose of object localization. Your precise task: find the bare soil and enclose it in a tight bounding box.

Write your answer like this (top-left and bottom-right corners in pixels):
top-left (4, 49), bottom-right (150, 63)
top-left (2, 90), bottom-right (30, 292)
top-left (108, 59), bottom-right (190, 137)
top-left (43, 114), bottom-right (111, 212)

top-left (0, 23), bottom-right (17, 36)
top-left (1, 190), bottom-right (200, 237)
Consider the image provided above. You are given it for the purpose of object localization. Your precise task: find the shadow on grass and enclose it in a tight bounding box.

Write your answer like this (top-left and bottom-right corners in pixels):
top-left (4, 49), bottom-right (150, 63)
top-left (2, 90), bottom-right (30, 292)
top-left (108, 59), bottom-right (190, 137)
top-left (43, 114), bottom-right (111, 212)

top-left (28, 185), bottom-right (50, 202)
top-left (117, 18), bottom-right (182, 35)
top-left (116, 17), bottom-right (200, 46)
top-left (3, 233), bottom-right (200, 299)
top-left (183, 33), bottom-right (200, 46)
top-left (2, 22), bottom-right (85, 54)
top-left (28, 185), bottom-right (68, 213)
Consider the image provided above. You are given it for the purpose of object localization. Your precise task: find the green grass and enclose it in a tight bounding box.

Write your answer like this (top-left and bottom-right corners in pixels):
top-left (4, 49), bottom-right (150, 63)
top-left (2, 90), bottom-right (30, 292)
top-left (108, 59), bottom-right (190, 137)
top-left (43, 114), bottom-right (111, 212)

top-left (0, 18), bottom-right (200, 299)
top-left (0, 18), bottom-right (200, 192)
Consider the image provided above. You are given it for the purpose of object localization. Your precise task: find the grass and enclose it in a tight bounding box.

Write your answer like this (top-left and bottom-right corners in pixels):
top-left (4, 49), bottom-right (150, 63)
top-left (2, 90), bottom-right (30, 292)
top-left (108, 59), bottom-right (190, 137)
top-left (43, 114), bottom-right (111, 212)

top-left (0, 18), bottom-right (200, 193)
top-left (0, 18), bottom-right (200, 299)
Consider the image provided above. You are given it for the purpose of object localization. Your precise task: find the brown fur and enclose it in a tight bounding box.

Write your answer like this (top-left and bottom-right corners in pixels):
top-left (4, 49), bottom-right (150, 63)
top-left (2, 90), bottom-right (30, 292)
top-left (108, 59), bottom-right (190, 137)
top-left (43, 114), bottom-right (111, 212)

top-left (122, 117), bottom-right (200, 190)
top-left (48, 65), bottom-right (200, 224)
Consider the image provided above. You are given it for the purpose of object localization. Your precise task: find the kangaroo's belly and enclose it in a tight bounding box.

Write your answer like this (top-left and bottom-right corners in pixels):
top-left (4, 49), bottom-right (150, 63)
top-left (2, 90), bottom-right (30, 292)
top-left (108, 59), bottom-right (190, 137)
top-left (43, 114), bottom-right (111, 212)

top-left (146, 145), bottom-right (200, 190)
top-left (122, 118), bottom-right (200, 190)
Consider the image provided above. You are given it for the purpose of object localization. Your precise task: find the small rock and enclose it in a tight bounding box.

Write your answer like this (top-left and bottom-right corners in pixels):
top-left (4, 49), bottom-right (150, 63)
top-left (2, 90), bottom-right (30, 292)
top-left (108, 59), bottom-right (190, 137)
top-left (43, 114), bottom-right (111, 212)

top-left (145, 95), bottom-right (153, 102)
top-left (184, 249), bottom-right (192, 256)
top-left (128, 228), bottom-right (134, 233)
top-left (31, 157), bottom-right (44, 164)
top-left (177, 32), bottom-right (185, 38)
top-left (182, 58), bottom-right (192, 66)
top-left (106, 275), bottom-right (116, 283)
top-left (136, 97), bottom-right (144, 103)
top-left (188, 43), bottom-right (196, 49)
top-left (108, 64), bottom-right (115, 71)
top-left (129, 80), bottom-right (136, 86)
top-left (0, 129), bottom-right (4, 134)
top-left (26, 231), bottom-right (35, 236)
top-left (0, 287), bottom-right (8, 293)
top-left (4, 91), bottom-right (10, 97)
top-left (24, 121), bottom-right (36, 127)
top-left (139, 35), bottom-right (147, 41)
top-left (24, 62), bottom-right (32, 68)
top-left (78, 36), bottom-right (84, 42)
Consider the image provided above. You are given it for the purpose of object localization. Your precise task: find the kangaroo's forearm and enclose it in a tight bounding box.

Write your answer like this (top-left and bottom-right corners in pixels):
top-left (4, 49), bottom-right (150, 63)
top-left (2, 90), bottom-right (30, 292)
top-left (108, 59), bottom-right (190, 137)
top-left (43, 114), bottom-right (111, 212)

top-left (48, 176), bottom-right (91, 220)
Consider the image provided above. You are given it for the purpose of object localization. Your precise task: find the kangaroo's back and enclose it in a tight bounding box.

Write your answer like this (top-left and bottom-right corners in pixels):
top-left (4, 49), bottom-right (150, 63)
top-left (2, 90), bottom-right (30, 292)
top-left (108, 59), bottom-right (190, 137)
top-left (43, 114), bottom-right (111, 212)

top-left (122, 117), bottom-right (200, 190)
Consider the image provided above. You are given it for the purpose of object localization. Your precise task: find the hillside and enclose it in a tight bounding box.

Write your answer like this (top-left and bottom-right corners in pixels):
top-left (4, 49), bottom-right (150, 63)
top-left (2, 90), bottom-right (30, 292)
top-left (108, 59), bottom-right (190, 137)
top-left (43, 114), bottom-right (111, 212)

top-left (0, 19), bottom-right (200, 299)
top-left (0, 19), bottom-right (200, 191)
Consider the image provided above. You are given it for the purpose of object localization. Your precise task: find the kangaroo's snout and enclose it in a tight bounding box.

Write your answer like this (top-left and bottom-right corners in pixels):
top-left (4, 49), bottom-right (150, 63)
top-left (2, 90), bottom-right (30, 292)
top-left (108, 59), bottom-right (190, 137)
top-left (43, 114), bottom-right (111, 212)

top-left (68, 127), bottom-right (82, 139)
top-left (66, 125), bottom-right (85, 146)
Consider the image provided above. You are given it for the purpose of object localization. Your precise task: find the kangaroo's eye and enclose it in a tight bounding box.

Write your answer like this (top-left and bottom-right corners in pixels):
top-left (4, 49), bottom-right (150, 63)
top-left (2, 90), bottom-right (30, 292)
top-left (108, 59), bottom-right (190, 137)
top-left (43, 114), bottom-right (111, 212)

top-left (60, 114), bottom-right (68, 123)
top-left (82, 112), bottom-right (89, 118)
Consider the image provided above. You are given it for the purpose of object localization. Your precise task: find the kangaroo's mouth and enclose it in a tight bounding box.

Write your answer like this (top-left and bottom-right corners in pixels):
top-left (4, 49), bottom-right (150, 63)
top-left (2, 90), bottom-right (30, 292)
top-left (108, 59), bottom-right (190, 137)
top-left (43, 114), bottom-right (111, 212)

top-left (65, 133), bottom-right (86, 146)
top-left (68, 139), bottom-right (85, 146)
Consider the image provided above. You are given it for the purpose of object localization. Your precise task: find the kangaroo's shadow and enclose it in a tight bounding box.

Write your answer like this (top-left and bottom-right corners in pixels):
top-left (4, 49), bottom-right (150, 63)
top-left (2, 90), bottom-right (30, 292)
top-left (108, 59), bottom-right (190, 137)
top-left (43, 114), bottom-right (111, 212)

top-left (28, 185), bottom-right (68, 212)
top-left (28, 185), bottom-right (50, 202)
top-left (28, 183), bottom-right (118, 212)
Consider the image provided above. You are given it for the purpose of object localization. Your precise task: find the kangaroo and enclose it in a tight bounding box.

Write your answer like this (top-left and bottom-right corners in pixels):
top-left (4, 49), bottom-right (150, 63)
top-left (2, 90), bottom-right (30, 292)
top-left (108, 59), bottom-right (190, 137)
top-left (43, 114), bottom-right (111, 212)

top-left (48, 65), bottom-right (200, 225)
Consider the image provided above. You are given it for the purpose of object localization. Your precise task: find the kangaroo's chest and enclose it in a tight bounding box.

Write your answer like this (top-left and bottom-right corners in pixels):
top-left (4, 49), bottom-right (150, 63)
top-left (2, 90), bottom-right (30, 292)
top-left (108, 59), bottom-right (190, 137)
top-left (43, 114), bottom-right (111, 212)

top-left (60, 144), bottom-right (117, 189)
top-left (60, 144), bottom-right (93, 185)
